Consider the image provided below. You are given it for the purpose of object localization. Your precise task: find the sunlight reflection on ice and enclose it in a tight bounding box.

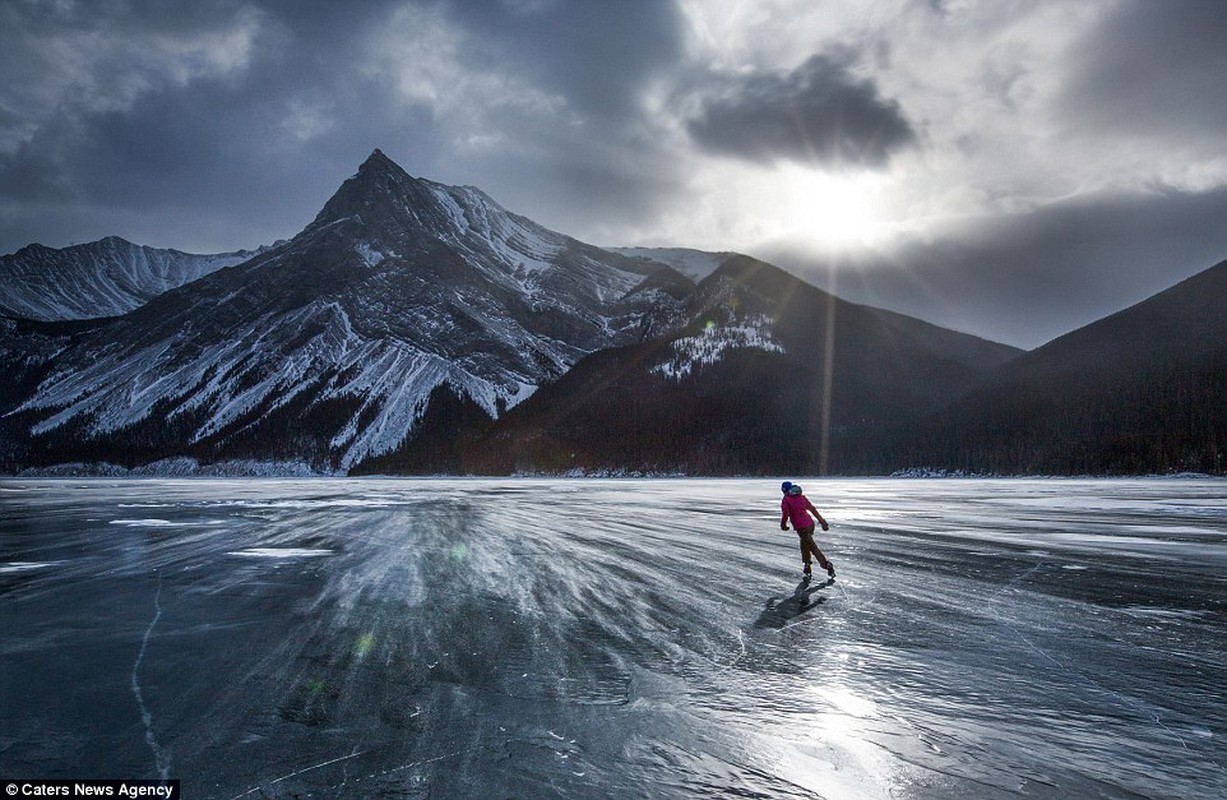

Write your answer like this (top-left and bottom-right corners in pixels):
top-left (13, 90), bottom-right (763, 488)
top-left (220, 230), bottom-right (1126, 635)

top-left (779, 681), bottom-right (913, 800)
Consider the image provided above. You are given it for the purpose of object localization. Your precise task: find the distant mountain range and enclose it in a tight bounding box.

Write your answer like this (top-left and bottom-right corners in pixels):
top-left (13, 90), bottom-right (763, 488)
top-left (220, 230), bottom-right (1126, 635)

top-left (0, 236), bottom-right (256, 321)
top-left (877, 259), bottom-right (1227, 475)
top-left (1, 150), bottom-right (1222, 476)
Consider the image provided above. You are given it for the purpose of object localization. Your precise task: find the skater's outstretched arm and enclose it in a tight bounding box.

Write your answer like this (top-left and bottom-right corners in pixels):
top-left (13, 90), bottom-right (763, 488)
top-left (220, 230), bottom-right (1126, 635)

top-left (805, 498), bottom-right (829, 531)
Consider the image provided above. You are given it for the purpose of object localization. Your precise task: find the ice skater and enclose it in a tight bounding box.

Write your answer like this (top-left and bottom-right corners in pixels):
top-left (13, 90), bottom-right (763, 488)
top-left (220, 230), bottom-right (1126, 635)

top-left (779, 481), bottom-right (835, 579)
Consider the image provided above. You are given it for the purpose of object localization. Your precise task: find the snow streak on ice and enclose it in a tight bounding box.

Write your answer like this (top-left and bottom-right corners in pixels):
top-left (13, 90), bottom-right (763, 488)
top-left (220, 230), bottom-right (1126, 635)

top-left (0, 478), bottom-right (1222, 800)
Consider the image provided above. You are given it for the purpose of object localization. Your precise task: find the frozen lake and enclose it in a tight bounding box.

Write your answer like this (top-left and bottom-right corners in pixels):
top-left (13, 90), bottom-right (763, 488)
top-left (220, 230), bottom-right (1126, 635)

top-left (1, 477), bottom-right (1224, 799)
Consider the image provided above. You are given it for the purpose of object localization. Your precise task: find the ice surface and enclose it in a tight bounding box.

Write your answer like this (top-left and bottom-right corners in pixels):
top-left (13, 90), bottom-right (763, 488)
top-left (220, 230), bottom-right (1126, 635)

top-left (0, 477), bottom-right (1223, 799)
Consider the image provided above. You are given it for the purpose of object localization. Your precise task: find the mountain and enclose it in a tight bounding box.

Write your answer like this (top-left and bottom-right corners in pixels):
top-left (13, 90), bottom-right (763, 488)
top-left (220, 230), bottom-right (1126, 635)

top-left (880, 259), bottom-right (1227, 474)
top-left (610, 247), bottom-right (730, 283)
top-left (0, 236), bottom-right (254, 321)
top-left (2, 150), bottom-right (690, 472)
top-left (453, 254), bottom-right (1022, 475)
top-left (8, 149), bottom-right (1214, 477)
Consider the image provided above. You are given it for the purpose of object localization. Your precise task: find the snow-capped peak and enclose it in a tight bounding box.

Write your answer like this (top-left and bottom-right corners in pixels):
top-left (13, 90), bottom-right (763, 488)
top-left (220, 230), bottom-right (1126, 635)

top-left (0, 237), bottom-right (253, 321)
top-left (610, 247), bottom-right (732, 283)
top-left (10, 149), bottom-right (686, 472)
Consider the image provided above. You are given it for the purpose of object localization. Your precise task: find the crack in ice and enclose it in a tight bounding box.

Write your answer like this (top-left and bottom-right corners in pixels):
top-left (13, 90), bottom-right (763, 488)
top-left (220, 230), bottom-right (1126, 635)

top-left (131, 572), bottom-right (170, 780)
top-left (228, 748), bottom-right (367, 799)
top-left (988, 560), bottom-right (1194, 754)
top-left (229, 748), bottom-right (463, 799)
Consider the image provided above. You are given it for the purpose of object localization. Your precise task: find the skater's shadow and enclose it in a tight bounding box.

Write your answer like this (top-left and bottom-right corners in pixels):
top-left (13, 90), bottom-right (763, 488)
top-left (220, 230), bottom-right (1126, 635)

top-left (753, 576), bottom-right (835, 629)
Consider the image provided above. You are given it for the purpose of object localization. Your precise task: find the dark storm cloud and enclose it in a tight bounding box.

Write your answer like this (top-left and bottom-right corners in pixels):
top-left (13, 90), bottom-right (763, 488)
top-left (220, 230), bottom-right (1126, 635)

top-left (0, 0), bottom-right (688, 253)
top-left (445, 0), bottom-right (684, 121)
top-left (685, 54), bottom-right (916, 167)
top-left (768, 186), bottom-right (1227, 350)
top-left (0, 0), bottom-right (405, 251)
top-left (417, 0), bottom-right (691, 238)
top-left (1057, 0), bottom-right (1227, 138)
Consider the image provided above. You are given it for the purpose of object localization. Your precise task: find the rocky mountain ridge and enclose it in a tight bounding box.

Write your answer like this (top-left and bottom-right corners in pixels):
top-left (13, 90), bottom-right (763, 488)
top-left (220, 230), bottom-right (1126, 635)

top-left (0, 235), bottom-right (256, 321)
top-left (3, 149), bottom-right (1221, 476)
top-left (1, 151), bottom-right (692, 471)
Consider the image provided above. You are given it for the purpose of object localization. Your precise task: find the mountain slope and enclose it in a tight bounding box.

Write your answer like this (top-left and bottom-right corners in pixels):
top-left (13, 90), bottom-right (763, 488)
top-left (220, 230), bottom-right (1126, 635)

top-left (884, 259), bottom-right (1227, 474)
top-left (7, 150), bottom-right (689, 472)
top-left (0, 236), bottom-right (254, 321)
top-left (9, 149), bottom-right (1214, 477)
top-left (464, 255), bottom-right (1022, 475)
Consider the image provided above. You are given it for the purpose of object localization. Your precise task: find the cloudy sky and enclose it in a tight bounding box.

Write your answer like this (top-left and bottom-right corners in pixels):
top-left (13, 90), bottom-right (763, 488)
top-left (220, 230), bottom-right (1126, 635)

top-left (3, 0), bottom-right (1226, 348)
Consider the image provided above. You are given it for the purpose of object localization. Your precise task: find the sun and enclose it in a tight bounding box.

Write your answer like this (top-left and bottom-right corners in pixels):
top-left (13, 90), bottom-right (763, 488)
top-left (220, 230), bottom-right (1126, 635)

top-left (773, 164), bottom-right (894, 250)
top-left (661, 160), bottom-right (901, 257)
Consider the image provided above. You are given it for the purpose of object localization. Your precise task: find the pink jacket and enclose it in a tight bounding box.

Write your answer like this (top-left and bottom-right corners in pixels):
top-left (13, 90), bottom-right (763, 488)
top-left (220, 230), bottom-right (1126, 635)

top-left (781, 494), bottom-right (816, 529)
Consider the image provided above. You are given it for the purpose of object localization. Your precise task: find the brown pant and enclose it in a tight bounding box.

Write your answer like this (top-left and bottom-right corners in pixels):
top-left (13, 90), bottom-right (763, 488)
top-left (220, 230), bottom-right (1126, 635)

top-left (796, 525), bottom-right (832, 570)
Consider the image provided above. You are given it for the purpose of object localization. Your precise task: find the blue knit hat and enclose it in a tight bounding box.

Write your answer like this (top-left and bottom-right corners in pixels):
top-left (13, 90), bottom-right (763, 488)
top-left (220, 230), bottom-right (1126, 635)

top-left (781, 481), bottom-right (792, 493)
